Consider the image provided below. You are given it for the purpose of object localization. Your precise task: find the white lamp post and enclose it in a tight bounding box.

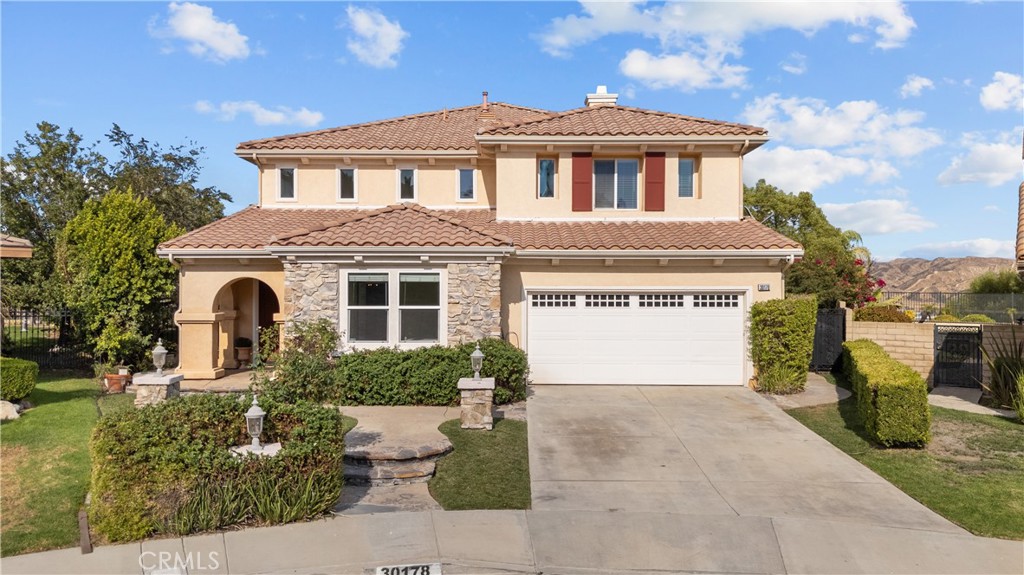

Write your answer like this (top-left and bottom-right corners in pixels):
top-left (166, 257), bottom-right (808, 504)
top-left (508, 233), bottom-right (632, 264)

top-left (245, 395), bottom-right (266, 451)
top-left (152, 339), bottom-right (167, 376)
top-left (471, 343), bottom-right (485, 380)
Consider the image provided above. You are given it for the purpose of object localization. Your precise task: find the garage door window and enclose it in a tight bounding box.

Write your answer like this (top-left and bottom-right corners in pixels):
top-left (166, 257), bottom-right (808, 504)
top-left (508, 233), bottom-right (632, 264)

top-left (693, 294), bottom-right (740, 308)
top-left (348, 273), bottom-right (389, 341)
top-left (585, 294), bottom-right (630, 307)
top-left (639, 294), bottom-right (684, 307)
top-left (532, 294), bottom-right (576, 307)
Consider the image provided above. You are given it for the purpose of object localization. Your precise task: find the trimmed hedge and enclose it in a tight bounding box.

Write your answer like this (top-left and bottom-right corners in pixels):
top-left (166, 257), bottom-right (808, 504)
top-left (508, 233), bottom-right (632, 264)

top-left (960, 314), bottom-right (995, 324)
top-left (89, 394), bottom-right (345, 542)
top-left (0, 357), bottom-right (39, 402)
top-left (842, 340), bottom-right (930, 447)
top-left (749, 295), bottom-right (817, 394)
top-left (256, 320), bottom-right (528, 406)
top-left (854, 306), bottom-right (912, 323)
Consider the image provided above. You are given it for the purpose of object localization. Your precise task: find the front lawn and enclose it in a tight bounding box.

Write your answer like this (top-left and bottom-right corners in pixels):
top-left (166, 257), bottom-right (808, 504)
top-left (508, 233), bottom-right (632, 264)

top-left (429, 418), bottom-right (530, 510)
top-left (1, 373), bottom-right (104, 556)
top-left (788, 392), bottom-right (1024, 540)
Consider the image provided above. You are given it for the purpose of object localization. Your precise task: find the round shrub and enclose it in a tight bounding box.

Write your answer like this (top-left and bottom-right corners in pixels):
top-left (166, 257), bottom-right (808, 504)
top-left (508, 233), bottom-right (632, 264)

top-left (854, 306), bottom-right (912, 323)
top-left (0, 357), bottom-right (39, 402)
top-left (960, 314), bottom-right (995, 323)
top-left (933, 314), bottom-right (960, 322)
top-left (89, 394), bottom-right (345, 542)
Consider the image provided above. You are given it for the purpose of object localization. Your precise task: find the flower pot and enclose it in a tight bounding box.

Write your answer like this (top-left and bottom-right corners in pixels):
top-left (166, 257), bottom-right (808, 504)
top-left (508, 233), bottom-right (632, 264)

top-left (236, 347), bottom-right (252, 366)
top-left (104, 373), bottom-right (130, 393)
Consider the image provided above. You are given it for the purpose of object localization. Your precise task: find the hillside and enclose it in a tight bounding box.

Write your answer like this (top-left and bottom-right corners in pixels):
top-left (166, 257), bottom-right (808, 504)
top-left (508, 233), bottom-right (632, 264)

top-left (870, 257), bottom-right (1015, 293)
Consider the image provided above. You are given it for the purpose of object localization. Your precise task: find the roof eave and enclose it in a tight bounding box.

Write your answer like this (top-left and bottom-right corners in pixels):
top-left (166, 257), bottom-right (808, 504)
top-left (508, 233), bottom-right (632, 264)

top-left (512, 248), bottom-right (803, 259)
top-left (266, 245), bottom-right (514, 256)
top-left (235, 148), bottom-right (479, 160)
top-left (475, 134), bottom-right (769, 150)
top-left (156, 248), bottom-right (274, 259)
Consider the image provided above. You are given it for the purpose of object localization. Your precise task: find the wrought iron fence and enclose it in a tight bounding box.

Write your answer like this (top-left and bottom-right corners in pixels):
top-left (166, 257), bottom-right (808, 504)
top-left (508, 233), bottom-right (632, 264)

top-left (881, 292), bottom-right (1024, 323)
top-left (1, 308), bottom-right (91, 369)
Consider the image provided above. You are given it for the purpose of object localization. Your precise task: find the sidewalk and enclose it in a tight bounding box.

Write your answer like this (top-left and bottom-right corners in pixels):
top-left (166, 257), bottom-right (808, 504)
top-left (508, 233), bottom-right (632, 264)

top-left (3, 509), bottom-right (1021, 575)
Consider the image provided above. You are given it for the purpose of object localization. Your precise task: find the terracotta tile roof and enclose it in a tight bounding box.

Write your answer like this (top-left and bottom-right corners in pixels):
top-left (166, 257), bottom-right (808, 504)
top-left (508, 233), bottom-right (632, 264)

top-left (237, 103), bottom-right (553, 152)
top-left (272, 204), bottom-right (512, 248)
top-left (479, 105), bottom-right (767, 138)
top-left (0, 234), bottom-right (33, 249)
top-left (160, 206), bottom-right (800, 253)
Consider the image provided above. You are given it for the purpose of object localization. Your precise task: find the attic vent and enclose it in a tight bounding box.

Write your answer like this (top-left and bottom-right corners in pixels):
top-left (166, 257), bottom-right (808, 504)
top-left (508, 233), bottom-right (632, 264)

top-left (478, 90), bottom-right (495, 119)
top-left (585, 85), bottom-right (618, 107)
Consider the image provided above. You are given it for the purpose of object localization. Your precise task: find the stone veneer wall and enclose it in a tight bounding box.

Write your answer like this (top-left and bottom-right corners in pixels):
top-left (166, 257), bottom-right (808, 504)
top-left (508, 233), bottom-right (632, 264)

top-left (283, 262), bottom-right (340, 331)
top-left (845, 309), bottom-right (936, 384)
top-left (447, 262), bottom-right (501, 344)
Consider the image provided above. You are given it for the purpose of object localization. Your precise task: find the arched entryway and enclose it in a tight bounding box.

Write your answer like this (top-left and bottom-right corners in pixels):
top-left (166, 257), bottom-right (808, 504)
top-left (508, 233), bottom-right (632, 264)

top-left (211, 278), bottom-right (282, 370)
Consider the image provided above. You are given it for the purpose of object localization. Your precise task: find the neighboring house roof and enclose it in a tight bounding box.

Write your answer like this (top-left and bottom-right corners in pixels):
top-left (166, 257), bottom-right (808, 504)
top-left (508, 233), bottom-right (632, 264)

top-left (159, 205), bottom-right (800, 254)
top-left (0, 234), bottom-right (33, 259)
top-left (477, 105), bottom-right (767, 139)
top-left (236, 103), bottom-right (552, 152)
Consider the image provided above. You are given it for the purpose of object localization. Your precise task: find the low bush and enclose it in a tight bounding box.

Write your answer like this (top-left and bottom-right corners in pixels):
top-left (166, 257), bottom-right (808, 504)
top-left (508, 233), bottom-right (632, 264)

top-left (749, 295), bottom-right (817, 394)
top-left (0, 357), bottom-right (39, 402)
top-left (256, 320), bottom-right (528, 406)
top-left (933, 314), bottom-right (959, 322)
top-left (842, 340), bottom-right (930, 447)
top-left (89, 394), bottom-right (345, 542)
top-left (960, 314), bottom-right (996, 324)
top-left (854, 306), bottom-right (912, 323)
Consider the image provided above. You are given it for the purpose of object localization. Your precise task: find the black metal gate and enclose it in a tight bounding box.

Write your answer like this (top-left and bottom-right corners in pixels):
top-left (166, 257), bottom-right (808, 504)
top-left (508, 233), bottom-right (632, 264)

top-left (810, 308), bottom-right (846, 371)
top-left (934, 324), bottom-right (982, 388)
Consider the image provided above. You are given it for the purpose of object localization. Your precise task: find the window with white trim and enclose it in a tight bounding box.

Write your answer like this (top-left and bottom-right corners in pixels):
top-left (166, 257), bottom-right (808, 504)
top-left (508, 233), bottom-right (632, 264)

top-left (348, 273), bottom-right (388, 342)
top-left (678, 158), bottom-right (694, 198)
top-left (594, 159), bottom-right (638, 209)
top-left (398, 273), bottom-right (440, 341)
top-left (346, 271), bottom-right (442, 345)
top-left (338, 168), bottom-right (356, 201)
top-left (398, 167), bottom-right (416, 201)
top-left (457, 168), bottom-right (475, 201)
top-left (693, 294), bottom-right (739, 308)
top-left (278, 166), bottom-right (296, 200)
top-left (538, 158), bottom-right (556, 198)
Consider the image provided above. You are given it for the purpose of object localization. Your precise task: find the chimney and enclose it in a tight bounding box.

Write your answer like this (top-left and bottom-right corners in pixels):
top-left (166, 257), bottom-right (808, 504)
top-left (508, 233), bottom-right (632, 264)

top-left (585, 85), bottom-right (618, 107)
top-left (477, 90), bottom-right (495, 119)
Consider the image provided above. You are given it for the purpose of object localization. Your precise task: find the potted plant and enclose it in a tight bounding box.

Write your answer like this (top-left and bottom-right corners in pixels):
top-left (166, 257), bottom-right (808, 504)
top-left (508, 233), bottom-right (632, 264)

top-left (94, 317), bottom-right (147, 394)
top-left (235, 336), bottom-right (253, 366)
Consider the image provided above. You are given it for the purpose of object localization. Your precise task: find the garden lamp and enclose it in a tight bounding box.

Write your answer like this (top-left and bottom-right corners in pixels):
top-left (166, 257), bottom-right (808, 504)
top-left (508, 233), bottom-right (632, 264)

top-left (152, 339), bottom-right (167, 376)
top-left (471, 343), bottom-right (485, 380)
top-left (245, 395), bottom-right (266, 451)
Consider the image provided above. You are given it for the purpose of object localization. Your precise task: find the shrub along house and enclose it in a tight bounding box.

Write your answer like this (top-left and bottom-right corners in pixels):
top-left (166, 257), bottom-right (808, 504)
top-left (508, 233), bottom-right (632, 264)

top-left (158, 87), bottom-right (802, 385)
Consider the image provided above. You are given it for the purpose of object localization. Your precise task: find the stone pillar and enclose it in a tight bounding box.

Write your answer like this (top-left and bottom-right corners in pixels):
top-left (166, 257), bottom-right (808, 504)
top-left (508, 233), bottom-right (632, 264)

top-left (458, 377), bottom-right (495, 430)
top-left (283, 262), bottom-right (340, 331)
top-left (447, 262), bottom-right (501, 344)
top-left (133, 373), bottom-right (183, 408)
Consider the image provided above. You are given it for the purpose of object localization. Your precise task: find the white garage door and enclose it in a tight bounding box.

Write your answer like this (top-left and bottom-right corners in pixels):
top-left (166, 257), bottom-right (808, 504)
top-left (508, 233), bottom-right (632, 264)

top-left (527, 291), bottom-right (745, 385)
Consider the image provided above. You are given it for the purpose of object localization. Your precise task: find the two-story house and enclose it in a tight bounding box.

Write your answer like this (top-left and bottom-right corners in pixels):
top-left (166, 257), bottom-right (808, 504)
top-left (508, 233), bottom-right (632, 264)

top-left (158, 87), bottom-right (802, 386)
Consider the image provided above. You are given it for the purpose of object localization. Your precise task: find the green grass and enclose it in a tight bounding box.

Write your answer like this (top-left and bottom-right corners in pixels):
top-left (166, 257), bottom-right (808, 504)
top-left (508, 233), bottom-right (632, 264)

top-left (339, 415), bottom-right (358, 437)
top-left (0, 374), bottom-right (105, 556)
top-left (788, 388), bottom-right (1024, 540)
top-left (429, 418), bottom-right (530, 510)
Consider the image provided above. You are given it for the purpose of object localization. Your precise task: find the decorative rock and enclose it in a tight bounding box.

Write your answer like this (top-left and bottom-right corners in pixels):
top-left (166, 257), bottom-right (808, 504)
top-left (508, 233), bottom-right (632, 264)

top-left (447, 262), bottom-right (501, 344)
top-left (458, 377), bottom-right (495, 430)
top-left (0, 400), bottom-right (20, 421)
top-left (133, 373), bottom-right (183, 407)
top-left (283, 262), bottom-right (340, 330)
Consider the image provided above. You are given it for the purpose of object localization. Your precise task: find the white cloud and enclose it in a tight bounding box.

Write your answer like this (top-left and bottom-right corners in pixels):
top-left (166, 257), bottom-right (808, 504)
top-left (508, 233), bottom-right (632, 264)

top-left (899, 74), bottom-right (934, 98)
top-left (979, 71), bottom-right (1024, 111)
top-left (740, 94), bottom-right (942, 158)
top-left (619, 49), bottom-right (748, 92)
top-left (149, 2), bottom-right (250, 63)
top-left (821, 199), bottom-right (935, 235)
top-left (983, 205), bottom-right (1001, 212)
top-left (744, 146), bottom-right (897, 193)
top-left (194, 100), bottom-right (323, 127)
top-left (901, 238), bottom-right (1015, 259)
top-left (780, 52), bottom-right (807, 75)
top-left (937, 131), bottom-right (1022, 187)
top-left (344, 6), bottom-right (408, 69)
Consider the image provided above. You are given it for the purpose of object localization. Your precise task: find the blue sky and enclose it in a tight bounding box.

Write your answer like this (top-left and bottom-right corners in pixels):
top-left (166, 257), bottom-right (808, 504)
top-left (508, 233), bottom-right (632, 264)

top-left (3, 1), bottom-right (1022, 261)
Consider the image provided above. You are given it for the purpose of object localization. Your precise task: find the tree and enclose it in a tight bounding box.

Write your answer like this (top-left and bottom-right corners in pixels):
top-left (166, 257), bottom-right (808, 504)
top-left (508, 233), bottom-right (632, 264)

top-left (105, 124), bottom-right (231, 231)
top-left (59, 189), bottom-right (183, 367)
top-left (744, 179), bottom-right (882, 307)
top-left (968, 269), bottom-right (1024, 294)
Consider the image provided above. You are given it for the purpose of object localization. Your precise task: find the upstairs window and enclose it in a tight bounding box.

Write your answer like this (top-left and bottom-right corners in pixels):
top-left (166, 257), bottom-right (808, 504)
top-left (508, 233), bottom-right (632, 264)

top-left (594, 159), bottom-right (638, 210)
top-left (398, 168), bottom-right (416, 201)
top-left (678, 158), bottom-right (694, 198)
top-left (457, 168), bottom-right (475, 201)
top-left (538, 158), bottom-right (556, 198)
top-left (338, 168), bottom-right (356, 201)
top-left (278, 167), bottom-right (296, 200)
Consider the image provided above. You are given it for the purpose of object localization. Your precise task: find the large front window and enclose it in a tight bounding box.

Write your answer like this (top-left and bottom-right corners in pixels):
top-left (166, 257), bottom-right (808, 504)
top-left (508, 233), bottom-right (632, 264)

top-left (346, 271), bottom-right (441, 345)
top-left (594, 159), bottom-right (638, 209)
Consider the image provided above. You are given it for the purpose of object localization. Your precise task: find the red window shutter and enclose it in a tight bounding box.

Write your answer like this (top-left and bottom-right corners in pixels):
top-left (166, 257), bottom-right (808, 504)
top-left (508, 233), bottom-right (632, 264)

top-left (572, 153), bottom-right (593, 212)
top-left (644, 152), bottom-right (665, 212)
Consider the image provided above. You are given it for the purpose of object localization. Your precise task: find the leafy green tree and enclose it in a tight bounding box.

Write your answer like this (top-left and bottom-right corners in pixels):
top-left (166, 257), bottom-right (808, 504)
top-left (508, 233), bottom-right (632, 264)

top-left (968, 269), bottom-right (1024, 294)
top-left (59, 189), bottom-right (183, 367)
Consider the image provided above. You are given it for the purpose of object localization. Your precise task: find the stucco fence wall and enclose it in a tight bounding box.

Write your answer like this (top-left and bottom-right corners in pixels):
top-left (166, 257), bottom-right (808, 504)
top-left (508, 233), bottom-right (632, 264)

top-left (843, 308), bottom-right (1017, 387)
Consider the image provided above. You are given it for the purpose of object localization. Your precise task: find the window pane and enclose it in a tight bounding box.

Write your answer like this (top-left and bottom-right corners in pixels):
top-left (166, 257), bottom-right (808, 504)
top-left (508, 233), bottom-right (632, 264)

top-left (617, 160), bottom-right (638, 209)
top-left (594, 160), bottom-right (615, 209)
top-left (400, 169), bottom-right (415, 199)
top-left (349, 309), bottom-right (388, 341)
top-left (348, 274), bottom-right (388, 306)
top-left (339, 169), bottom-right (355, 199)
top-left (458, 169), bottom-right (475, 200)
top-left (679, 159), bottom-right (694, 198)
top-left (538, 159), bottom-right (555, 198)
top-left (400, 309), bottom-right (439, 342)
top-left (400, 274), bottom-right (439, 306)
top-left (280, 168), bottom-right (295, 199)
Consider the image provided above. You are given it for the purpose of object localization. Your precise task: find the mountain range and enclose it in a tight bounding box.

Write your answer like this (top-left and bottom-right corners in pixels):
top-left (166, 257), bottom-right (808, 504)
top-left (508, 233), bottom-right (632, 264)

top-left (869, 257), bottom-right (1015, 293)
